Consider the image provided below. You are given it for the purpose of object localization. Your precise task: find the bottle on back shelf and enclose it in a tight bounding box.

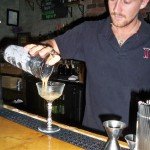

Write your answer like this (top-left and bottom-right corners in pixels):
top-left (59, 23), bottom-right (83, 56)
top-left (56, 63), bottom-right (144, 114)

top-left (59, 94), bottom-right (65, 115)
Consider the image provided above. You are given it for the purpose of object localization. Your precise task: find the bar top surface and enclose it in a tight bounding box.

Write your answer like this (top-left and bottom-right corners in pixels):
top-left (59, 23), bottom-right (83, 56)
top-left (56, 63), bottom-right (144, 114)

top-left (0, 116), bottom-right (84, 150)
top-left (0, 105), bottom-right (128, 150)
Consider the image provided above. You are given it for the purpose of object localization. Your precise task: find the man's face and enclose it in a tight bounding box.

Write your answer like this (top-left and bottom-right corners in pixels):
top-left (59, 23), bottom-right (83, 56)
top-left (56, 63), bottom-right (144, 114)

top-left (108, 0), bottom-right (148, 27)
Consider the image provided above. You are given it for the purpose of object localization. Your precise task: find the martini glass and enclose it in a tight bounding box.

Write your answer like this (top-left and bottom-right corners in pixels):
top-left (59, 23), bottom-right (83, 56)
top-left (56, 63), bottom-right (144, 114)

top-left (36, 81), bottom-right (65, 133)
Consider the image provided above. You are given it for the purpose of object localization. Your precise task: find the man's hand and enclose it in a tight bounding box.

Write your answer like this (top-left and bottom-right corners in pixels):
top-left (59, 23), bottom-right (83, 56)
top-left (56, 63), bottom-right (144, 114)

top-left (24, 43), bottom-right (61, 65)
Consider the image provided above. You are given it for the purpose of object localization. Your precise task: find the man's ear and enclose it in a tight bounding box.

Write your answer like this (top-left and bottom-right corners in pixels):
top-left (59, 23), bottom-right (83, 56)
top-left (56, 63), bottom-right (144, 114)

top-left (140, 0), bottom-right (149, 9)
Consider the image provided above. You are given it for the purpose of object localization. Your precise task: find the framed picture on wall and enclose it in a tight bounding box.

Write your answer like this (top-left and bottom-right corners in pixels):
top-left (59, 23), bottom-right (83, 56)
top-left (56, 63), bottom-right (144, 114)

top-left (7, 9), bottom-right (19, 26)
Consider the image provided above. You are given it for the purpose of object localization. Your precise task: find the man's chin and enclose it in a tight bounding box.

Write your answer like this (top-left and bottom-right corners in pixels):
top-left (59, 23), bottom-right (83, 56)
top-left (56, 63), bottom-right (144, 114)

top-left (111, 21), bottom-right (127, 28)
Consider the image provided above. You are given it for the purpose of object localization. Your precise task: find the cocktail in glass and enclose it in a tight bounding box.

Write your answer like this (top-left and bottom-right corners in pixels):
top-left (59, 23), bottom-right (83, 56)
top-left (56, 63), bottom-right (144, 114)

top-left (36, 81), bottom-right (65, 133)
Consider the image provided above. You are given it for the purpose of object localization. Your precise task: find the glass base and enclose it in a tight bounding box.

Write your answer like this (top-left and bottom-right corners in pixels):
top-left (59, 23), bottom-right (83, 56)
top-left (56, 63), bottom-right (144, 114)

top-left (38, 125), bottom-right (60, 133)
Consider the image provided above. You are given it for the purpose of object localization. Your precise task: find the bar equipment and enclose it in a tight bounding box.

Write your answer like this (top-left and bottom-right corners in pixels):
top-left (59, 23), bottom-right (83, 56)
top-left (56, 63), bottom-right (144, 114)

top-left (36, 81), bottom-right (65, 133)
top-left (4, 45), bottom-right (55, 79)
top-left (125, 134), bottom-right (136, 150)
top-left (103, 120), bottom-right (126, 150)
top-left (135, 100), bottom-right (150, 150)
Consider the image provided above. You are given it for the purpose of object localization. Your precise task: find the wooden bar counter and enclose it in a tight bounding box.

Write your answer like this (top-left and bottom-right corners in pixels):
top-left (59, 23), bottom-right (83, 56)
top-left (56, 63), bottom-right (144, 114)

top-left (0, 105), bottom-right (129, 150)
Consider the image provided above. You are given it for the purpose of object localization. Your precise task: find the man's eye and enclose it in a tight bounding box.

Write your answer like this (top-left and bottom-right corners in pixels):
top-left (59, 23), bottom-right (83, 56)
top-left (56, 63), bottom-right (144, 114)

top-left (124, 0), bottom-right (132, 4)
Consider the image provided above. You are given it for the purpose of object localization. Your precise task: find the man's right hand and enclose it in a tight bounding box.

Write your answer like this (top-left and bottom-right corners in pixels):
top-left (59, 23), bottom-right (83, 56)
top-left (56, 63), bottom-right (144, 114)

top-left (24, 40), bottom-right (61, 65)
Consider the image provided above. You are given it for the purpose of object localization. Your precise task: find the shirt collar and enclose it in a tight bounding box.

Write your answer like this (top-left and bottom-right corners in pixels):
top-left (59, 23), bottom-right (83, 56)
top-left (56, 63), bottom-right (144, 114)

top-left (99, 17), bottom-right (113, 39)
top-left (137, 17), bottom-right (150, 38)
top-left (99, 16), bottom-right (150, 40)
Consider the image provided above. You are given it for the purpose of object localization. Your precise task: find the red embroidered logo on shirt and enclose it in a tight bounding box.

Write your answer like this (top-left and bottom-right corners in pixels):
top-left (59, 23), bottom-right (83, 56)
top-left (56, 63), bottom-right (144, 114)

top-left (143, 48), bottom-right (150, 59)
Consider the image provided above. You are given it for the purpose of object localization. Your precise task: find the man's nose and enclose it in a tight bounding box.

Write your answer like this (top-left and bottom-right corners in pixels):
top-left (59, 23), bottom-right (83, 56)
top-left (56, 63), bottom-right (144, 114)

top-left (113, 0), bottom-right (122, 14)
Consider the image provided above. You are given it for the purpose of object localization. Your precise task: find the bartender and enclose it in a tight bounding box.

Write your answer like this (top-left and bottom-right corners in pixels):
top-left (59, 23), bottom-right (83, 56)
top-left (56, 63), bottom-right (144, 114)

top-left (25, 0), bottom-right (150, 135)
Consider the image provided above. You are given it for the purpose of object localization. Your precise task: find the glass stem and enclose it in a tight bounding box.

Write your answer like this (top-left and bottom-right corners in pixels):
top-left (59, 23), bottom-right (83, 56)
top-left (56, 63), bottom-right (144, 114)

top-left (47, 102), bottom-right (52, 130)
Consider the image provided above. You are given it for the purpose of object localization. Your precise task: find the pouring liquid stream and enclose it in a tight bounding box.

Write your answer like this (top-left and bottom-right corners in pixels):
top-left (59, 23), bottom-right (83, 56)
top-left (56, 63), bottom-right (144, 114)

top-left (41, 72), bottom-right (61, 102)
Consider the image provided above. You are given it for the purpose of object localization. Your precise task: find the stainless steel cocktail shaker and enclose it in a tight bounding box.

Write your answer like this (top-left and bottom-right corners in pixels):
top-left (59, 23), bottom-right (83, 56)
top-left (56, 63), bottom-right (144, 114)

top-left (135, 101), bottom-right (150, 150)
top-left (4, 45), bottom-right (54, 79)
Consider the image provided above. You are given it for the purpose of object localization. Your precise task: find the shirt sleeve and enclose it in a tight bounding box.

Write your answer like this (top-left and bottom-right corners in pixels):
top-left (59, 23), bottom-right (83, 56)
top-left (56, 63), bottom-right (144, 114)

top-left (54, 22), bottom-right (86, 61)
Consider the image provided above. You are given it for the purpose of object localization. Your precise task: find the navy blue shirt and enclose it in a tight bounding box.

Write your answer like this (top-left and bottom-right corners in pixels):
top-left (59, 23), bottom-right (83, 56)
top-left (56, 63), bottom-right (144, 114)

top-left (55, 17), bottom-right (150, 134)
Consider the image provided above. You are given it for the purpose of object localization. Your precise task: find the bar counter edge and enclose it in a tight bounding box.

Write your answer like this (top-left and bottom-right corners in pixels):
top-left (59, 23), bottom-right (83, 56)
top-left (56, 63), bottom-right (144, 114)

top-left (2, 104), bottom-right (129, 149)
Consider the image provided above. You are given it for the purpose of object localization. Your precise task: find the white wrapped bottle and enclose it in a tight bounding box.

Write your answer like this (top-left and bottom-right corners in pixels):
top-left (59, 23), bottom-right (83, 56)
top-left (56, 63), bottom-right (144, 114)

top-left (4, 45), bottom-right (54, 79)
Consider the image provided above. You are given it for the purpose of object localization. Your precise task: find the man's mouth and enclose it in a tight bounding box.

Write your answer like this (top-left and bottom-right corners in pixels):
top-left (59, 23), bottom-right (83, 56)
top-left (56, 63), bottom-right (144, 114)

top-left (112, 14), bottom-right (125, 21)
